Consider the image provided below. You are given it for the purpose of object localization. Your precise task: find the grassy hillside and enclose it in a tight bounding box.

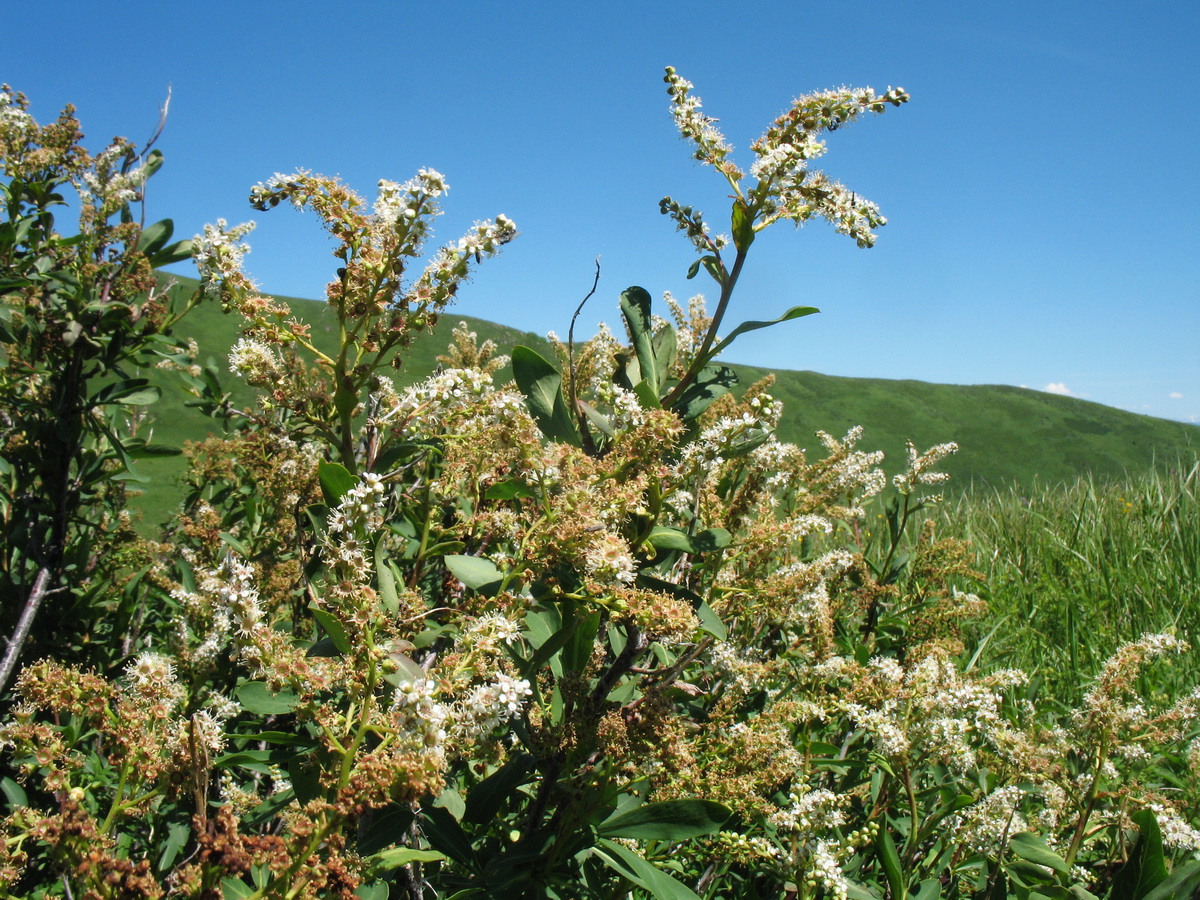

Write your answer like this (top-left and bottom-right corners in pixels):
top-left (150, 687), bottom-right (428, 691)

top-left (129, 277), bottom-right (1198, 530)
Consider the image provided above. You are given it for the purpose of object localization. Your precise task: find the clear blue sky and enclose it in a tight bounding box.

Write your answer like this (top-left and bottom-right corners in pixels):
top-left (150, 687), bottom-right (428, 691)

top-left (8, 0), bottom-right (1199, 424)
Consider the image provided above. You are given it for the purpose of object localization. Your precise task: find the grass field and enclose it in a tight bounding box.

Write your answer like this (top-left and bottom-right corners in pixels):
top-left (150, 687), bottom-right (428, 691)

top-left (936, 464), bottom-right (1200, 704)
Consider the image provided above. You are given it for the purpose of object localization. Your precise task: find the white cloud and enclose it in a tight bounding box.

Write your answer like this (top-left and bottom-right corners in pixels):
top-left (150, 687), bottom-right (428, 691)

top-left (1170, 392), bottom-right (1184, 399)
top-left (1044, 382), bottom-right (1073, 396)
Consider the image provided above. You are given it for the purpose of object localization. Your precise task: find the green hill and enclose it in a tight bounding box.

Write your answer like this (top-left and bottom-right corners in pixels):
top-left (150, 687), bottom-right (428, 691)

top-left (129, 277), bottom-right (1198, 530)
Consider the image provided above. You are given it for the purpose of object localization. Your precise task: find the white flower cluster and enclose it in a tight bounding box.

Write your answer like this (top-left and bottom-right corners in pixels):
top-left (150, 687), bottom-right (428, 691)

top-left (664, 66), bottom-right (736, 171)
top-left (584, 531), bottom-right (637, 585)
top-left (74, 141), bottom-right (152, 218)
top-left (893, 440), bottom-right (959, 496)
top-left (228, 337), bottom-right (283, 384)
top-left (749, 135), bottom-right (827, 182)
top-left (0, 88), bottom-right (34, 146)
top-left (452, 673), bottom-right (534, 739)
top-left (841, 654), bottom-right (1023, 773)
top-left (945, 786), bottom-right (1029, 856)
top-left (172, 554), bottom-right (266, 668)
top-left (381, 368), bottom-right (528, 439)
top-left (392, 677), bottom-right (450, 749)
top-left (1146, 802), bottom-right (1200, 850)
top-left (192, 219), bottom-right (256, 296)
top-left (374, 169), bottom-right (448, 225)
top-left (770, 787), bottom-right (846, 834)
top-left (678, 393), bottom-right (783, 475)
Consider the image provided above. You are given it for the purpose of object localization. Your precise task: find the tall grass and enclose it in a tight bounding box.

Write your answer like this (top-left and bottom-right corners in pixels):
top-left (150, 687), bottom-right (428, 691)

top-left (939, 461), bottom-right (1200, 704)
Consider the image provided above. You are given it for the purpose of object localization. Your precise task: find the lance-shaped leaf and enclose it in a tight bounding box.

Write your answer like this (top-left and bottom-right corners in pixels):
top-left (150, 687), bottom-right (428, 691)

top-left (708, 305), bottom-right (819, 359)
top-left (597, 798), bottom-right (730, 841)
top-left (511, 345), bottom-right (581, 446)
top-left (594, 839), bottom-right (702, 900)
top-left (619, 286), bottom-right (659, 395)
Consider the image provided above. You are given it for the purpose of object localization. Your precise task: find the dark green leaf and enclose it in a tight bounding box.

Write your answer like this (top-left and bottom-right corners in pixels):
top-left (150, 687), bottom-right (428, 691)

top-left (709, 305), bottom-right (820, 359)
top-left (236, 682), bottom-right (301, 716)
top-left (511, 345), bottom-right (581, 446)
top-left (309, 605), bottom-right (351, 655)
top-left (358, 804), bottom-right (416, 855)
top-left (597, 799), bottom-right (729, 841)
top-left (619, 286), bottom-right (659, 394)
top-left (671, 364), bottom-right (738, 423)
top-left (421, 806), bottom-right (478, 869)
top-left (1009, 832), bottom-right (1070, 875)
top-left (1110, 809), bottom-right (1168, 900)
top-left (731, 199), bottom-right (755, 252)
top-left (444, 554), bottom-right (504, 596)
top-left (876, 825), bottom-right (905, 900)
top-left (318, 461), bottom-right (356, 506)
top-left (465, 754), bottom-right (535, 825)
top-left (690, 528), bottom-right (731, 552)
top-left (594, 839), bottom-right (702, 900)
top-left (1141, 860), bottom-right (1200, 900)
top-left (485, 478), bottom-right (537, 501)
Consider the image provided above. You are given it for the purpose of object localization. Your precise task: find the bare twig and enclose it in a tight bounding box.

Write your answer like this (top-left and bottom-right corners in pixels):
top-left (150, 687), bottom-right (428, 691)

top-left (0, 567), bottom-right (63, 694)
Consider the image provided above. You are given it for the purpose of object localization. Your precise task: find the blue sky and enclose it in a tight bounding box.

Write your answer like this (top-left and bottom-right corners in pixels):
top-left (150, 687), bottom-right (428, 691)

top-left (8, 0), bottom-right (1199, 424)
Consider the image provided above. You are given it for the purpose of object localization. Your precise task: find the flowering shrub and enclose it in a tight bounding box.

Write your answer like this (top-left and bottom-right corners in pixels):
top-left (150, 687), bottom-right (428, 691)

top-left (2, 71), bottom-right (1200, 900)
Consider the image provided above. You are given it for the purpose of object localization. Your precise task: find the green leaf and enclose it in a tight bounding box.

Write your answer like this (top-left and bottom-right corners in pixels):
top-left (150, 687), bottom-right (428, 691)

top-left (875, 825), bottom-right (905, 900)
top-left (594, 839), bottom-right (702, 900)
top-left (0, 778), bottom-right (28, 809)
top-left (708, 305), bottom-right (819, 359)
top-left (1110, 809), bottom-right (1168, 900)
top-left (1141, 860), bottom-right (1200, 900)
top-left (318, 461), bottom-right (356, 506)
top-left (157, 821), bottom-right (191, 873)
top-left (369, 847), bottom-right (447, 871)
top-left (620, 286), bottom-right (659, 394)
top-left (420, 806), bottom-right (477, 869)
top-left (485, 478), bottom-right (537, 501)
top-left (309, 605), bottom-right (351, 655)
top-left (138, 218), bottom-right (174, 255)
top-left (149, 238), bottom-right (194, 268)
top-left (464, 754), bottom-right (535, 825)
top-left (911, 878), bottom-right (941, 900)
top-left (670, 364), bottom-right (738, 424)
top-left (730, 199), bottom-right (755, 252)
top-left (597, 798), bottom-right (730, 841)
top-left (376, 543), bottom-right (400, 614)
top-left (221, 877), bottom-right (253, 899)
top-left (511, 345), bottom-right (581, 446)
top-left (632, 377), bottom-right (662, 411)
top-left (647, 526), bottom-right (696, 553)
top-left (236, 681), bottom-right (301, 716)
top-left (444, 554), bottom-right (504, 596)
top-left (1009, 832), bottom-right (1070, 875)
top-left (845, 883), bottom-right (884, 900)
top-left (93, 379), bottom-right (161, 406)
top-left (355, 882), bottom-right (389, 900)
